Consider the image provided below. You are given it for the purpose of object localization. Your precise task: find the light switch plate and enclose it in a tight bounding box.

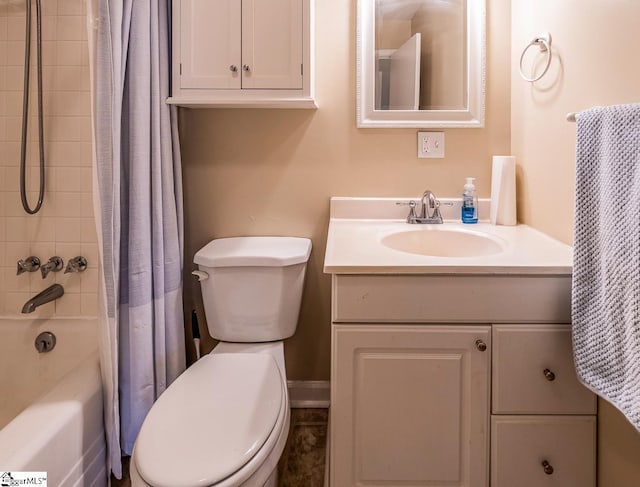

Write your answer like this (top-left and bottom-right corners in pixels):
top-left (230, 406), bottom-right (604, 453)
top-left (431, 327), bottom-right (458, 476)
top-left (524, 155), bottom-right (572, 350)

top-left (417, 132), bottom-right (445, 158)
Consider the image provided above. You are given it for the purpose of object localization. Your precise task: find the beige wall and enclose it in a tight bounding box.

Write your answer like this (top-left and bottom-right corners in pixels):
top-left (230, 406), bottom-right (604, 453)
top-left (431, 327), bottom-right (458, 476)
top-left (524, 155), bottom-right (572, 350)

top-left (377, 19), bottom-right (411, 49)
top-left (180, 0), bottom-right (511, 379)
top-left (412, 4), bottom-right (465, 110)
top-left (511, 0), bottom-right (640, 484)
top-left (0, 0), bottom-right (97, 318)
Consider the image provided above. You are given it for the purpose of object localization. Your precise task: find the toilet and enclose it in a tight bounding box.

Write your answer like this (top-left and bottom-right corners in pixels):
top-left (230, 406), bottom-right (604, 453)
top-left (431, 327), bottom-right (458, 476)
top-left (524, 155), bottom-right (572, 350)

top-left (130, 236), bottom-right (312, 487)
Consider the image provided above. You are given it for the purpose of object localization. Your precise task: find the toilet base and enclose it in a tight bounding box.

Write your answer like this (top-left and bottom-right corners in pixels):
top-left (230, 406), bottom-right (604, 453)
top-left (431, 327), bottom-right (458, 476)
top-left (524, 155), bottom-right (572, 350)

top-left (263, 469), bottom-right (277, 487)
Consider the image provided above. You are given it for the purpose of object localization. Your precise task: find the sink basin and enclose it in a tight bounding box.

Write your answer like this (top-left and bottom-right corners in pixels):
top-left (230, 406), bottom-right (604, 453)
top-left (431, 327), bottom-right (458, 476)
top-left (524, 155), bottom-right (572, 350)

top-left (381, 228), bottom-right (506, 258)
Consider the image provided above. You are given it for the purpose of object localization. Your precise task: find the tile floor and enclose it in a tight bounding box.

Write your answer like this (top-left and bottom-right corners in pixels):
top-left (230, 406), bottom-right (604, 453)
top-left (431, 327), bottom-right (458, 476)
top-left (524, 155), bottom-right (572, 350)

top-left (112, 408), bottom-right (329, 487)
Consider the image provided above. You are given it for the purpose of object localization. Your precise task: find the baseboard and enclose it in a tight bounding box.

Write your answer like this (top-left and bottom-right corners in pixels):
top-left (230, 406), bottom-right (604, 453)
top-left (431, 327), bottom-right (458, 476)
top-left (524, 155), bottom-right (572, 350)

top-left (287, 380), bottom-right (330, 408)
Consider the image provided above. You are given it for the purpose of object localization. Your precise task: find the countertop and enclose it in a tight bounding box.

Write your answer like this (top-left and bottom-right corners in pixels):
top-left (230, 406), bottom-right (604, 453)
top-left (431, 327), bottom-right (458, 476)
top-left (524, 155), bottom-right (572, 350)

top-left (323, 197), bottom-right (573, 275)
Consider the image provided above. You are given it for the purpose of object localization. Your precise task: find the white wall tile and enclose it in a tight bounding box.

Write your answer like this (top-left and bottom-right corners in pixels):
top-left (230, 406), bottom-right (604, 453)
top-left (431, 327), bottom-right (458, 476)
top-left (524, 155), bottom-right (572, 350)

top-left (81, 292), bottom-right (97, 316)
top-left (0, 0), bottom-right (96, 317)
top-left (56, 15), bottom-right (83, 41)
top-left (41, 0), bottom-right (58, 17)
top-left (58, 0), bottom-right (83, 16)
top-left (55, 217), bottom-right (82, 242)
top-left (54, 290), bottom-right (81, 316)
top-left (55, 270), bottom-right (81, 293)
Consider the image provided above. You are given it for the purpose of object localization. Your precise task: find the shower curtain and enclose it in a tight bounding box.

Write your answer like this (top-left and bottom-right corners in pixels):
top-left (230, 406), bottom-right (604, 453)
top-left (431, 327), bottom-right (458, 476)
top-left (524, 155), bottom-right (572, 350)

top-left (88, 0), bottom-right (186, 478)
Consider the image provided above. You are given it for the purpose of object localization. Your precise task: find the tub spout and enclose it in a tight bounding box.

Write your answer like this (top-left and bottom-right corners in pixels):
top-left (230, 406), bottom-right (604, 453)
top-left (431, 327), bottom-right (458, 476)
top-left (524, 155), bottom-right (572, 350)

top-left (22, 284), bottom-right (64, 314)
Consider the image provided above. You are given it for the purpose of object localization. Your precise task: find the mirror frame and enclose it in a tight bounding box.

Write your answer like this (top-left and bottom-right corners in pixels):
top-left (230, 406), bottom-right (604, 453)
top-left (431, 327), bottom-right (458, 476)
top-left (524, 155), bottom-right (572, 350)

top-left (357, 0), bottom-right (486, 128)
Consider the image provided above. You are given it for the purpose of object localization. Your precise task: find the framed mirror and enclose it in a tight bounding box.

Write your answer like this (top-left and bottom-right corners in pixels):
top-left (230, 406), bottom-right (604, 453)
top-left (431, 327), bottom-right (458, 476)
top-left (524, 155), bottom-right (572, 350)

top-left (357, 0), bottom-right (485, 128)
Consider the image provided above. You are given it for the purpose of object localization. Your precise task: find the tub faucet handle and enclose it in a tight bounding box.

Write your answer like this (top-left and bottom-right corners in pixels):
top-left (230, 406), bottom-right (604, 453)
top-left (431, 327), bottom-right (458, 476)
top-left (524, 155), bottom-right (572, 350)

top-left (41, 256), bottom-right (64, 279)
top-left (65, 256), bottom-right (88, 274)
top-left (17, 256), bottom-right (41, 275)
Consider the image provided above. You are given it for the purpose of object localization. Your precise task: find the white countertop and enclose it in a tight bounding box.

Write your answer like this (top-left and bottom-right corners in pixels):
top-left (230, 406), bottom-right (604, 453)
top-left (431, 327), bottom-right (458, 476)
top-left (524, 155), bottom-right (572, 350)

top-left (323, 197), bottom-right (573, 275)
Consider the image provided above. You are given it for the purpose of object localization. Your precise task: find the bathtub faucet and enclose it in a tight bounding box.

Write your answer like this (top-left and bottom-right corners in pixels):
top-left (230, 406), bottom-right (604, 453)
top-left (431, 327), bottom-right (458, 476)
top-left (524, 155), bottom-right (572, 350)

top-left (22, 284), bottom-right (64, 314)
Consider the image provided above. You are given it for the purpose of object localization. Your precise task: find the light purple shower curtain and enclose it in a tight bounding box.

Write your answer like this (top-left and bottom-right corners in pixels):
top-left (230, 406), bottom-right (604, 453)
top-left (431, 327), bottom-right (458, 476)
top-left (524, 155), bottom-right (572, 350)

top-left (89, 0), bottom-right (186, 478)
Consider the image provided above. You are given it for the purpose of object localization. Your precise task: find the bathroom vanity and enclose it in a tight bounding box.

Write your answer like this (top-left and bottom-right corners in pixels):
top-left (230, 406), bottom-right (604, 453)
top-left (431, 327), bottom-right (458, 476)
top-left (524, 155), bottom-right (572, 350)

top-left (324, 197), bottom-right (596, 487)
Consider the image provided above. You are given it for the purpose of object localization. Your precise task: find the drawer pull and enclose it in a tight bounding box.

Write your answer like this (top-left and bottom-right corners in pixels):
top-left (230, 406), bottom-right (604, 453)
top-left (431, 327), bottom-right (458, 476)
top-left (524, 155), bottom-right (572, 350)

top-left (541, 460), bottom-right (554, 475)
top-left (475, 339), bottom-right (487, 352)
top-left (543, 368), bottom-right (556, 381)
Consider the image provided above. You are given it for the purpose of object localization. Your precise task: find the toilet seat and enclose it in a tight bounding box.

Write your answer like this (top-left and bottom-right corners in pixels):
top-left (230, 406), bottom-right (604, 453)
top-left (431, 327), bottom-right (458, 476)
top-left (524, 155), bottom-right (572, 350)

top-left (134, 353), bottom-right (283, 487)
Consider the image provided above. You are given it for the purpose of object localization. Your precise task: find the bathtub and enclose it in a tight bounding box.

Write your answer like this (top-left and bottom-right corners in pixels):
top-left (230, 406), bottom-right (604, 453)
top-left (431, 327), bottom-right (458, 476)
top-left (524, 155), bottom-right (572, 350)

top-left (0, 318), bottom-right (106, 487)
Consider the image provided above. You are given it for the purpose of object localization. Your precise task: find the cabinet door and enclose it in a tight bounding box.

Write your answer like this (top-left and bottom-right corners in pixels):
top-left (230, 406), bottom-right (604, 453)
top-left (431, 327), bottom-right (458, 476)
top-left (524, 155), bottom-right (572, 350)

top-left (180, 0), bottom-right (241, 89)
top-left (331, 324), bottom-right (490, 487)
top-left (241, 0), bottom-right (303, 89)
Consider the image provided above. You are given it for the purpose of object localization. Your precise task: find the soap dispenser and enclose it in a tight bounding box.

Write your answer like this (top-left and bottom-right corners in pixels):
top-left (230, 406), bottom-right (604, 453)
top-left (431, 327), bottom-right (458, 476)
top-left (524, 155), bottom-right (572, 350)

top-left (461, 177), bottom-right (478, 224)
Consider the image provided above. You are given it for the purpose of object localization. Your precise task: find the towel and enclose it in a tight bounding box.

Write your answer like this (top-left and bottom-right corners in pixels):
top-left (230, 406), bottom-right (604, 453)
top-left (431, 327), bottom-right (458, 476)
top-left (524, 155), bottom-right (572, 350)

top-left (572, 103), bottom-right (640, 430)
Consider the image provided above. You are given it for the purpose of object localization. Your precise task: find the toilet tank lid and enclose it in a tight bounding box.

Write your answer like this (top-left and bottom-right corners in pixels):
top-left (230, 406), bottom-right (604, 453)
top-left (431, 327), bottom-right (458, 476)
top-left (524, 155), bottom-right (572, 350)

top-left (194, 237), bottom-right (312, 267)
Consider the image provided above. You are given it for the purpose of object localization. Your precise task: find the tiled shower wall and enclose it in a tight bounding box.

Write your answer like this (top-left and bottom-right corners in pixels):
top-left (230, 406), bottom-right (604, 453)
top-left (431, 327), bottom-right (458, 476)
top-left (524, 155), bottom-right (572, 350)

top-left (0, 0), bottom-right (97, 317)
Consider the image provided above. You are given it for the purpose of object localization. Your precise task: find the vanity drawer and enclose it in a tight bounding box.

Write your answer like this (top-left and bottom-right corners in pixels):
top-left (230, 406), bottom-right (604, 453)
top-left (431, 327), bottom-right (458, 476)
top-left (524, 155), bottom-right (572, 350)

top-left (332, 275), bottom-right (571, 323)
top-left (492, 325), bottom-right (596, 414)
top-left (490, 415), bottom-right (596, 487)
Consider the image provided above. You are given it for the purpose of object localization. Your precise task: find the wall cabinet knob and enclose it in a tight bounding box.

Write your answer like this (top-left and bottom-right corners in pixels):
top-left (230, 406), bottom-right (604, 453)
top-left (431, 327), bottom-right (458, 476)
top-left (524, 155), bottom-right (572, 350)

top-left (243, 64), bottom-right (251, 72)
top-left (541, 460), bottom-right (554, 475)
top-left (543, 368), bottom-right (556, 381)
top-left (229, 65), bottom-right (238, 72)
top-left (475, 339), bottom-right (487, 352)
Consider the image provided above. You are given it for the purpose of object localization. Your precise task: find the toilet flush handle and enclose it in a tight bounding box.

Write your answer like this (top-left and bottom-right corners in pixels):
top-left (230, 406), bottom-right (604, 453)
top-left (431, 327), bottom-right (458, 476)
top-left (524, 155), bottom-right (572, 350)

top-left (191, 270), bottom-right (209, 281)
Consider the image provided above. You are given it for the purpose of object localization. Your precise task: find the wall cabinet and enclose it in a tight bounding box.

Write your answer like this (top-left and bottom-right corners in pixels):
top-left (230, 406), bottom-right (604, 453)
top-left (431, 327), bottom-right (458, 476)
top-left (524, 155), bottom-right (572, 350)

top-left (170, 0), bottom-right (315, 108)
top-left (329, 275), bottom-right (596, 487)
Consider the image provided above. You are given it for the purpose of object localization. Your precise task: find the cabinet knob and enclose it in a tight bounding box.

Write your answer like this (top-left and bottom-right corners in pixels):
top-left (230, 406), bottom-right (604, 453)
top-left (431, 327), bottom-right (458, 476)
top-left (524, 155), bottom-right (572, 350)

top-left (229, 65), bottom-right (238, 72)
top-left (475, 339), bottom-right (487, 352)
top-left (541, 460), bottom-right (554, 475)
top-left (243, 64), bottom-right (251, 72)
top-left (543, 368), bottom-right (556, 381)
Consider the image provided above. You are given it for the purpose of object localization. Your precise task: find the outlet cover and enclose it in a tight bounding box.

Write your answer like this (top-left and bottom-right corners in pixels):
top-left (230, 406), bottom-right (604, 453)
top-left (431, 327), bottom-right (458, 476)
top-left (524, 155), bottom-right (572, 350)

top-left (417, 132), bottom-right (445, 158)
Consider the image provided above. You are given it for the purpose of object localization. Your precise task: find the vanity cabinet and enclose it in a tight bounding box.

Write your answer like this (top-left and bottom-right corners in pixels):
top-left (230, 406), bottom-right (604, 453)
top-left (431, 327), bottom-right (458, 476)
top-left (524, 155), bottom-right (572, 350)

top-left (329, 275), bottom-right (596, 487)
top-left (170, 0), bottom-right (315, 108)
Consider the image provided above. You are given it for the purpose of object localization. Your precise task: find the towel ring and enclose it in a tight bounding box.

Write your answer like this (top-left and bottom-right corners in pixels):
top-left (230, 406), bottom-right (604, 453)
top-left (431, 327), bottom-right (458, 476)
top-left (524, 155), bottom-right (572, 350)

top-left (519, 32), bottom-right (552, 83)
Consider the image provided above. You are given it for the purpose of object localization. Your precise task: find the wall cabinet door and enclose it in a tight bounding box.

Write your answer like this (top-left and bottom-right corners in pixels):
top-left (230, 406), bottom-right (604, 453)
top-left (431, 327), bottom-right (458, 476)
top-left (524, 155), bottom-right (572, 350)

top-left (180, 0), bottom-right (242, 89)
top-left (331, 324), bottom-right (491, 487)
top-left (179, 0), bottom-right (302, 91)
top-left (241, 0), bottom-right (303, 89)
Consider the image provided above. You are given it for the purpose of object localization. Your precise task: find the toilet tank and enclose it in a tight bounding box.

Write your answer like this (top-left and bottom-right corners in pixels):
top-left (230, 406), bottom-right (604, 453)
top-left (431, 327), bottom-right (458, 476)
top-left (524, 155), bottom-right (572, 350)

top-left (193, 237), bottom-right (312, 342)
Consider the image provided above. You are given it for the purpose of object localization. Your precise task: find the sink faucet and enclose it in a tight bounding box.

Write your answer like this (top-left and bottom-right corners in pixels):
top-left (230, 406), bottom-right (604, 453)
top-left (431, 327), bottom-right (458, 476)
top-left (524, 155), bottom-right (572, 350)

top-left (21, 284), bottom-right (64, 314)
top-left (397, 190), bottom-right (443, 224)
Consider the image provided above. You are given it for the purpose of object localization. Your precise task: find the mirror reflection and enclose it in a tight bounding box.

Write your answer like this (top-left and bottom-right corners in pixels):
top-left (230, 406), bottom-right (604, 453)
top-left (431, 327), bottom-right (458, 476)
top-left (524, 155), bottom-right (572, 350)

top-left (375, 0), bottom-right (467, 111)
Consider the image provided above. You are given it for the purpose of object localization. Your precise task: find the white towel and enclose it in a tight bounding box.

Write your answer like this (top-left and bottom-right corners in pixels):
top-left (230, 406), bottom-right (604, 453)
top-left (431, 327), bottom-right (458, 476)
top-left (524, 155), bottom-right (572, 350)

top-left (572, 103), bottom-right (640, 430)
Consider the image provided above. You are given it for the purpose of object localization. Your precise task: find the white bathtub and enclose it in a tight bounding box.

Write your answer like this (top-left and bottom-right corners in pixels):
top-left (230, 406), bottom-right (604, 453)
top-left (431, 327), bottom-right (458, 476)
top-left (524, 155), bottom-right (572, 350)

top-left (0, 318), bottom-right (106, 487)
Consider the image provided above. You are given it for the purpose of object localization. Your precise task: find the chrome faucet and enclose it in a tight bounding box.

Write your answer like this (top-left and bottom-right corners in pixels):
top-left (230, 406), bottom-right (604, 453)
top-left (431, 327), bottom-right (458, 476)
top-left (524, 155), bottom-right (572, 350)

top-left (21, 284), bottom-right (64, 314)
top-left (17, 256), bottom-right (40, 275)
top-left (397, 190), bottom-right (443, 224)
top-left (40, 256), bottom-right (63, 279)
top-left (65, 256), bottom-right (87, 274)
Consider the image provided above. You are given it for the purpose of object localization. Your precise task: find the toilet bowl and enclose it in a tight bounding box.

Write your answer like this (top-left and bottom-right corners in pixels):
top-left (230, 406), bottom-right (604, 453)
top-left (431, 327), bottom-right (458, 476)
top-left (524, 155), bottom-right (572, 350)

top-left (130, 237), bottom-right (312, 487)
top-left (130, 342), bottom-right (290, 487)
